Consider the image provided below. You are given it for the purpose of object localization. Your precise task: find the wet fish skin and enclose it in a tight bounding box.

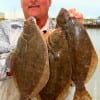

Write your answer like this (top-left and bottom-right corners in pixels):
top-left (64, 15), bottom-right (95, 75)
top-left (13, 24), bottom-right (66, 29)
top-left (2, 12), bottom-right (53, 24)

top-left (56, 8), bottom-right (98, 100)
top-left (9, 20), bottom-right (49, 100)
top-left (40, 28), bottom-right (72, 100)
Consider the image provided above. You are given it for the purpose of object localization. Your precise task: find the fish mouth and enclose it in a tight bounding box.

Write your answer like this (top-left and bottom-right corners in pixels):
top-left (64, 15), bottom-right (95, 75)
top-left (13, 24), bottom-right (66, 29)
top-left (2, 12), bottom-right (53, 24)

top-left (28, 3), bottom-right (40, 9)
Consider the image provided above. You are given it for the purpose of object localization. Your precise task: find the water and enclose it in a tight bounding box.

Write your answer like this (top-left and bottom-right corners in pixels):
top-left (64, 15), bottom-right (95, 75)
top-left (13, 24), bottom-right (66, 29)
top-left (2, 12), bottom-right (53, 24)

top-left (86, 28), bottom-right (100, 100)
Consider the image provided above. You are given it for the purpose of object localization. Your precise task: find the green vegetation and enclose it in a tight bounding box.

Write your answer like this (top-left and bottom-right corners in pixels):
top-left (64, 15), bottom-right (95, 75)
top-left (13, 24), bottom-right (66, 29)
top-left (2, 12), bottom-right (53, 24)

top-left (0, 18), bottom-right (5, 21)
top-left (98, 16), bottom-right (100, 19)
top-left (84, 18), bottom-right (94, 24)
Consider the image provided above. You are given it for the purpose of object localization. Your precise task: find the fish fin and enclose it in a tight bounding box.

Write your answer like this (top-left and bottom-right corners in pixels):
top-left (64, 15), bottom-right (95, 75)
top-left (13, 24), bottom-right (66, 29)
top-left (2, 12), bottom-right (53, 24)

top-left (57, 80), bottom-right (71, 100)
top-left (73, 89), bottom-right (92, 100)
top-left (19, 96), bottom-right (26, 100)
top-left (37, 95), bottom-right (42, 100)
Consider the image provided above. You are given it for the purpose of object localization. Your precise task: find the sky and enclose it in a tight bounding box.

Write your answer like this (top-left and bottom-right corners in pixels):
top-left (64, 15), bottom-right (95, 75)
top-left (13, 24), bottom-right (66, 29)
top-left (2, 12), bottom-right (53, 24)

top-left (0, 0), bottom-right (100, 19)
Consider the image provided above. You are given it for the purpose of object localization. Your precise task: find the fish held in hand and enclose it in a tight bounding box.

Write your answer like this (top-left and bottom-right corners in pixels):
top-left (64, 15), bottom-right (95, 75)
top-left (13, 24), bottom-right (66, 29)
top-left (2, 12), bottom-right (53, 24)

top-left (9, 19), bottom-right (49, 100)
top-left (40, 28), bottom-right (72, 100)
top-left (56, 8), bottom-right (98, 100)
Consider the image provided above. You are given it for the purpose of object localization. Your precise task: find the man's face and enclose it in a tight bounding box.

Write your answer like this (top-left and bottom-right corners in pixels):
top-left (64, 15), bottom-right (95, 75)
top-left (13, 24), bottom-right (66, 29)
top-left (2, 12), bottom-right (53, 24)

top-left (21, 0), bottom-right (51, 19)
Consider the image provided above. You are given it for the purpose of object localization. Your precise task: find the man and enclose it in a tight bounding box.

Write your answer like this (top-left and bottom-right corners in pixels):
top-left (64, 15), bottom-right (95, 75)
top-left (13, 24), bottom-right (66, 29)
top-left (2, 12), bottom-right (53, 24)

top-left (0, 0), bottom-right (81, 99)
top-left (21, 0), bottom-right (55, 30)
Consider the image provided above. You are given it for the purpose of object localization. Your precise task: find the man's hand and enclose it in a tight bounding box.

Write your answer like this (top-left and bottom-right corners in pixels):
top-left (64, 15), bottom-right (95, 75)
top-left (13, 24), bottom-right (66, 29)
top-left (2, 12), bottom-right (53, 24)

top-left (68, 8), bottom-right (84, 24)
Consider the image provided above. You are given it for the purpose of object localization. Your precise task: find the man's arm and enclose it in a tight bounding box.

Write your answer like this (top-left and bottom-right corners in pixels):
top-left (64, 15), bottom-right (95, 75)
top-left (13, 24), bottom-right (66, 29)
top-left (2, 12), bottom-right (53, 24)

top-left (0, 20), bottom-right (23, 81)
top-left (0, 58), bottom-right (8, 81)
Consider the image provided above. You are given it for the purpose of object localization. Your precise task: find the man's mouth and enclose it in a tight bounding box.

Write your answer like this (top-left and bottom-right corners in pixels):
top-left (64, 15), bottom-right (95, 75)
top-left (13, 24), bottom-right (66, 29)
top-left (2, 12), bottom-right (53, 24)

top-left (28, 3), bottom-right (40, 8)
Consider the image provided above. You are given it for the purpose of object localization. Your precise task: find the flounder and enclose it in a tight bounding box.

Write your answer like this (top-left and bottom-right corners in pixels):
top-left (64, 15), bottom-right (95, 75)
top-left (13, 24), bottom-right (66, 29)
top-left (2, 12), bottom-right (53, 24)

top-left (56, 8), bottom-right (98, 100)
top-left (8, 18), bottom-right (49, 100)
top-left (40, 29), bottom-right (72, 99)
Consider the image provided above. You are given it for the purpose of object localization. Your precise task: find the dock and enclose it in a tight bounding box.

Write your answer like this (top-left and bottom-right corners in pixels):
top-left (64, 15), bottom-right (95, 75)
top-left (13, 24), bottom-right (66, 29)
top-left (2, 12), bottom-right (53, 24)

top-left (84, 24), bottom-right (100, 28)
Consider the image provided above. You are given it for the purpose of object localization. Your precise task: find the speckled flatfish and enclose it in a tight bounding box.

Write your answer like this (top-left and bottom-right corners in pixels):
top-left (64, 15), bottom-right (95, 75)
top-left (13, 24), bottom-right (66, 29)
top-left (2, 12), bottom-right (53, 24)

top-left (56, 8), bottom-right (98, 100)
top-left (40, 27), bottom-right (72, 100)
top-left (8, 18), bottom-right (49, 100)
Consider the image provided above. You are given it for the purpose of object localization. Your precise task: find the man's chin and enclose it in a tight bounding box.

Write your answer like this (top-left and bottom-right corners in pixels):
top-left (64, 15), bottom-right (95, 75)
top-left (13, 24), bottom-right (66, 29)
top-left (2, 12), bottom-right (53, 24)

top-left (28, 12), bottom-right (40, 18)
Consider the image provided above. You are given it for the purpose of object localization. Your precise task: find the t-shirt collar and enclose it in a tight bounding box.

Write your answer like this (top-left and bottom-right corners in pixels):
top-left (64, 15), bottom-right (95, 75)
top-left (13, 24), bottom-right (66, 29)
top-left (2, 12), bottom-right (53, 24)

top-left (41, 17), bottom-right (50, 32)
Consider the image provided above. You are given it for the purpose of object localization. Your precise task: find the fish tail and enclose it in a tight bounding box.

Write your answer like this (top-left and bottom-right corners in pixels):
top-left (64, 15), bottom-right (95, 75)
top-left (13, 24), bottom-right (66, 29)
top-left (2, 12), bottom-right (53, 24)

top-left (73, 88), bottom-right (92, 100)
top-left (20, 95), bottom-right (31, 100)
top-left (20, 95), bottom-right (41, 100)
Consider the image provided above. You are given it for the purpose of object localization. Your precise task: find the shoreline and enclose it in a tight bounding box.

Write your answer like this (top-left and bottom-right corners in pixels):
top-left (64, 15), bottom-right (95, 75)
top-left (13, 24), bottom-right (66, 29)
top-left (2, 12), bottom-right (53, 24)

top-left (84, 24), bottom-right (100, 28)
